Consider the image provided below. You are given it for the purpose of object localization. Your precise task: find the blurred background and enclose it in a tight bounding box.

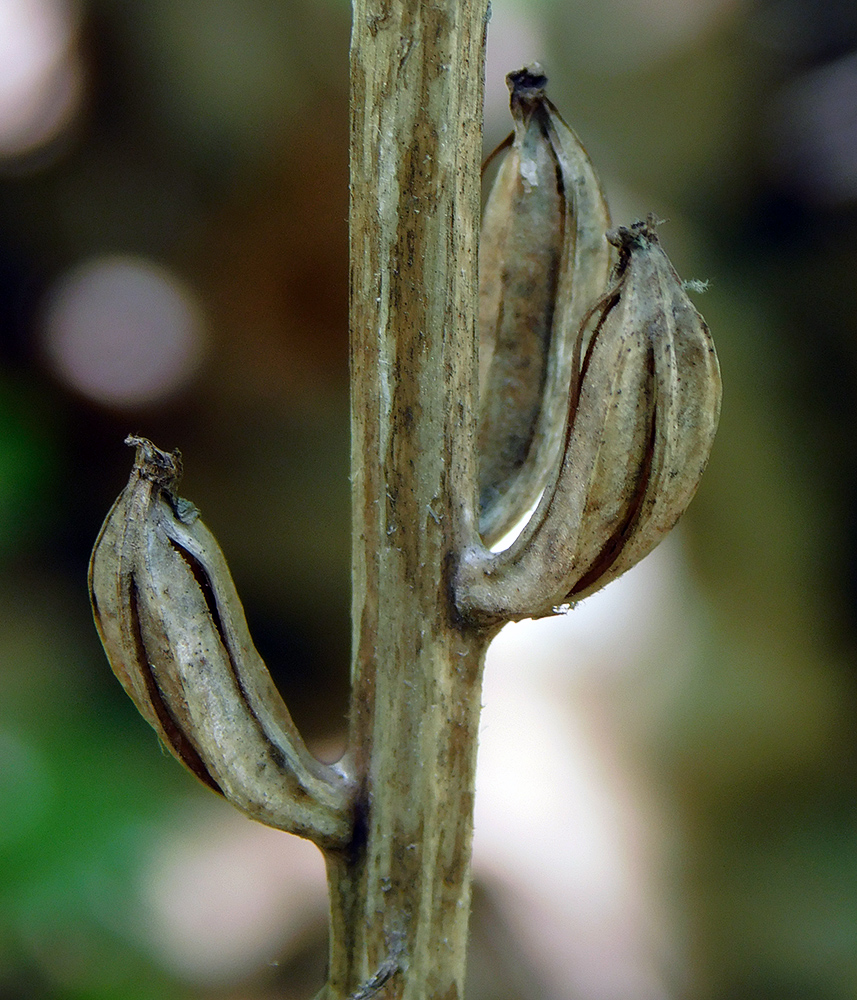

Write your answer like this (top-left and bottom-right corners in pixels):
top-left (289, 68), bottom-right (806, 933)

top-left (1, 0), bottom-right (857, 997)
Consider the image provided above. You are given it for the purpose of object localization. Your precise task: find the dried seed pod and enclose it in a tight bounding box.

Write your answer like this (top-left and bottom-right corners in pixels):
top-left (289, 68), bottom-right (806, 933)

top-left (456, 216), bottom-right (721, 623)
top-left (478, 66), bottom-right (611, 545)
top-left (89, 436), bottom-right (352, 848)
top-left (569, 218), bottom-right (721, 599)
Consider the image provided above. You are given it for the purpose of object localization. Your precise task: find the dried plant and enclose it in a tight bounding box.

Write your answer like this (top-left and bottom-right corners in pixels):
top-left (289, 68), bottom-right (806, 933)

top-left (89, 8), bottom-right (720, 1000)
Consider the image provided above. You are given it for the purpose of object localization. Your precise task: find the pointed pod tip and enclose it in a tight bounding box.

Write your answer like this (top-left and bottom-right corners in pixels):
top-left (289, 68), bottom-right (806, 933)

top-left (606, 214), bottom-right (664, 251)
top-left (506, 65), bottom-right (548, 106)
top-left (606, 214), bottom-right (668, 276)
top-left (124, 434), bottom-right (183, 488)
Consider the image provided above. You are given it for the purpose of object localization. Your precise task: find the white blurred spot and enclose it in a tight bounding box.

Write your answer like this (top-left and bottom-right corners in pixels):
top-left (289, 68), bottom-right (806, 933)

top-left (41, 255), bottom-right (207, 407)
top-left (474, 536), bottom-right (697, 1000)
top-left (139, 811), bottom-right (327, 984)
top-left (0, 0), bottom-right (82, 159)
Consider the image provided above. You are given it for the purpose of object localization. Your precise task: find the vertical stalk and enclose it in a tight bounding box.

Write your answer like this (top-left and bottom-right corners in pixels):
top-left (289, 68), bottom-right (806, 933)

top-left (326, 2), bottom-right (490, 1000)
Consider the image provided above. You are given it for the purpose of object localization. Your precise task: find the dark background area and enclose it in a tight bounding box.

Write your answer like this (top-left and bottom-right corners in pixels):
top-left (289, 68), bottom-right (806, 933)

top-left (2, 1), bottom-right (857, 998)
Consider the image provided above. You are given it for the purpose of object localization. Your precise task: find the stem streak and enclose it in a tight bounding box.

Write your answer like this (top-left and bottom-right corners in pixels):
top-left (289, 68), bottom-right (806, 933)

top-left (325, 3), bottom-right (491, 999)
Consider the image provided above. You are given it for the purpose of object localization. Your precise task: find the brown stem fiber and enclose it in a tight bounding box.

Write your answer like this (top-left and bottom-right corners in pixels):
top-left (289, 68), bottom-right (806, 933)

top-left (325, 3), bottom-right (492, 999)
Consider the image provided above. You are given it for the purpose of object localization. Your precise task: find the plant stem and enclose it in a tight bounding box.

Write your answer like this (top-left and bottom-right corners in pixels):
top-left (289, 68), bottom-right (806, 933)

top-left (324, 3), bottom-right (490, 999)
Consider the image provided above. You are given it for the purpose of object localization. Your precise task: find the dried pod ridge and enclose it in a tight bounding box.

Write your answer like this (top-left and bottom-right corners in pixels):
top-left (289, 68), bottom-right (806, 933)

top-left (456, 216), bottom-right (721, 624)
top-left (89, 436), bottom-right (353, 848)
top-left (477, 66), bottom-right (611, 545)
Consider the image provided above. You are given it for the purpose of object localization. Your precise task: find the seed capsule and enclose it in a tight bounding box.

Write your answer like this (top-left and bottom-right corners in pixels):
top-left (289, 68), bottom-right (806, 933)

top-left (456, 216), bottom-right (721, 623)
top-left (478, 66), bottom-right (611, 545)
top-left (569, 217), bottom-right (722, 599)
top-left (89, 437), bottom-right (351, 847)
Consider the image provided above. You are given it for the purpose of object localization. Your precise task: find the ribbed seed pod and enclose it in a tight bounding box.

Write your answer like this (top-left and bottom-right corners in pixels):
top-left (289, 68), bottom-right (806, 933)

top-left (568, 217), bottom-right (722, 599)
top-left (89, 437), bottom-right (351, 848)
top-left (478, 66), bottom-right (611, 545)
top-left (456, 216), bottom-right (721, 623)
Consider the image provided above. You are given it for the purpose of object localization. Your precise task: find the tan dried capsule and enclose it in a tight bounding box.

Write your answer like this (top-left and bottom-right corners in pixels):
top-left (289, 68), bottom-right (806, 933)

top-left (89, 436), bottom-right (352, 847)
top-left (456, 216), bottom-right (721, 623)
top-left (478, 66), bottom-right (611, 545)
top-left (568, 217), bottom-right (721, 599)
